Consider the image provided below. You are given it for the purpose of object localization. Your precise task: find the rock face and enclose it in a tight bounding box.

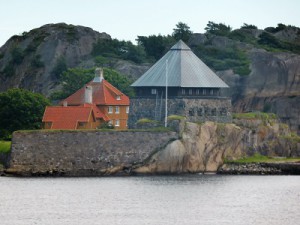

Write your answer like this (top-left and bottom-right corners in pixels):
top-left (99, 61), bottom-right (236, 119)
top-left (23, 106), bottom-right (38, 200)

top-left (0, 23), bottom-right (148, 97)
top-left (134, 119), bottom-right (300, 174)
top-left (219, 49), bottom-right (300, 134)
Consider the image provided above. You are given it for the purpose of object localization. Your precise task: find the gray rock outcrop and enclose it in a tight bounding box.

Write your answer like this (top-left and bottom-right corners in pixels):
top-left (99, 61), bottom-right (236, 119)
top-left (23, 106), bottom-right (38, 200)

top-left (133, 119), bottom-right (300, 174)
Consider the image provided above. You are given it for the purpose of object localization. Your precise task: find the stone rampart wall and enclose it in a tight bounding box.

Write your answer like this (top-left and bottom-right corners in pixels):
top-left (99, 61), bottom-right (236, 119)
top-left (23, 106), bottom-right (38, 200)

top-left (128, 97), bottom-right (232, 128)
top-left (8, 130), bottom-right (178, 176)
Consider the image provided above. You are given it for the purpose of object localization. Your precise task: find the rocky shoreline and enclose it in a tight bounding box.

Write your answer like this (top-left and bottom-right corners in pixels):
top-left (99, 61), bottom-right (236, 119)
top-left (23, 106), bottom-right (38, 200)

top-left (218, 162), bottom-right (300, 175)
top-left (2, 162), bottom-right (300, 176)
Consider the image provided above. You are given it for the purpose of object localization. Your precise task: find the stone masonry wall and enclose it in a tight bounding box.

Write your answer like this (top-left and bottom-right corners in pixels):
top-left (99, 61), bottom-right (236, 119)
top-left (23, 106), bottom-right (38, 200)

top-left (128, 97), bottom-right (232, 128)
top-left (8, 130), bottom-right (178, 176)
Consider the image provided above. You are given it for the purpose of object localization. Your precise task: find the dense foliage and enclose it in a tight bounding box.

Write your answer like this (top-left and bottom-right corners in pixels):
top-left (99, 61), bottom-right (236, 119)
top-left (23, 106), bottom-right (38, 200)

top-left (51, 56), bottom-right (68, 79)
top-left (193, 45), bottom-right (251, 76)
top-left (172, 22), bottom-right (193, 42)
top-left (137, 35), bottom-right (175, 61)
top-left (205, 21), bottom-right (232, 36)
top-left (0, 89), bottom-right (50, 139)
top-left (204, 21), bottom-right (300, 55)
top-left (92, 38), bottom-right (147, 64)
top-left (51, 67), bottom-right (135, 100)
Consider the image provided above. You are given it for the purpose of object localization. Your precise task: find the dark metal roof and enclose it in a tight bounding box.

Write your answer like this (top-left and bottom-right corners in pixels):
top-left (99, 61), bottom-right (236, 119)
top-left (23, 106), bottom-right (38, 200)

top-left (131, 40), bottom-right (229, 88)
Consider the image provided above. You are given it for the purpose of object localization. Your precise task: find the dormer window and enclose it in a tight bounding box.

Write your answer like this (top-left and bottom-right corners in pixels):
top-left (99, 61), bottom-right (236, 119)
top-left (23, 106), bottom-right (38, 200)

top-left (116, 95), bottom-right (121, 100)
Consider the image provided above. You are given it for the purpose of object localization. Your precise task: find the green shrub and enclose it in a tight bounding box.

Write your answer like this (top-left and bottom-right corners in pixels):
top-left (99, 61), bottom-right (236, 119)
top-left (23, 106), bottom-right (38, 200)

top-left (11, 47), bottom-right (24, 64)
top-left (51, 56), bottom-right (67, 79)
top-left (137, 118), bottom-right (159, 124)
top-left (167, 115), bottom-right (185, 121)
top-left (94, 56), bottom-right (109, 66)
top-left (31, 54), bottom-right (44, 68)
top-left (0, 141), bottom-right (11, 153)
top-left (98, 122), bottom-right (114, 130)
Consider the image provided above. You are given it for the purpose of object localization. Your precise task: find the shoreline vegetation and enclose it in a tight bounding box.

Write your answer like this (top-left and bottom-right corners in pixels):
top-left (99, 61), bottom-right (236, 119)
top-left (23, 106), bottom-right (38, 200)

top-left (225, 153), bottom-right (300, 164)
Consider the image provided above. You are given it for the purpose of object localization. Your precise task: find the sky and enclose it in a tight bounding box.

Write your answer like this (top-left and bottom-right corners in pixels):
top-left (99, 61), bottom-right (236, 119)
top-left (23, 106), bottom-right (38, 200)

top-left (1, 0), bottom-right (300, 47)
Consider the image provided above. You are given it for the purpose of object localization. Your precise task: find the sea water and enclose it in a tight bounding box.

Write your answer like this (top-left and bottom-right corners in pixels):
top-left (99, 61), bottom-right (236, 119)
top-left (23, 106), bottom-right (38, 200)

top-left (0, 175), bottom-right (299, 225)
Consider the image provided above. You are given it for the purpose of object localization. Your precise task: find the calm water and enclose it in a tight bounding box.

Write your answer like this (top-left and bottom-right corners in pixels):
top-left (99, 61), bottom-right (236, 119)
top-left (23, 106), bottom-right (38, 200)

top-left (0, 175), bottom-right (299, 225)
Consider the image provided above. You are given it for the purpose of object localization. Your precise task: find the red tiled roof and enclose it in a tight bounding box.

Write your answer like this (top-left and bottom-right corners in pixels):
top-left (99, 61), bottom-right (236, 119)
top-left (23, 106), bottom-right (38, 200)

top-left (42, 106), bottom-right (94, 129)
top-left (61, 80), bottom-right (129, 106)
top-left (89, 104), bottom-right (109, 121)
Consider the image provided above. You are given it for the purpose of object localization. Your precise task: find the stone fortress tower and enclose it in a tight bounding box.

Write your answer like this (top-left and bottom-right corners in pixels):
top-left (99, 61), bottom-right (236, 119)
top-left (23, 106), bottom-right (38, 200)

top-left (128, 40), bottom-right (231, 127)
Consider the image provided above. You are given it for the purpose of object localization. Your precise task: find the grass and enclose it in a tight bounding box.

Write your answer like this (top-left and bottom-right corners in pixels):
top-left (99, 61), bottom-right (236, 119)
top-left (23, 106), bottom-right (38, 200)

top-left (167, 115), bottom-right (185, 121)
top-left (0, 141), bottom-right (11, 153)
top-left (232, 112), bottom-right (277, 120)
top-left (225, 153), bottom-right (300, 164)
top-left (136, 118), bottom-right (159, 124)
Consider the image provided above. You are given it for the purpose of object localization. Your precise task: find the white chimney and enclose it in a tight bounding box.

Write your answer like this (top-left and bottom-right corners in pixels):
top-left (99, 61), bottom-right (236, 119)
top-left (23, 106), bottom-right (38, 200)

top-left (63, 101), bottom-right (68, 107)
top-left (85, 85), bottom-right (93, 104)
top-left (93, 67), bottom-right (104, 83)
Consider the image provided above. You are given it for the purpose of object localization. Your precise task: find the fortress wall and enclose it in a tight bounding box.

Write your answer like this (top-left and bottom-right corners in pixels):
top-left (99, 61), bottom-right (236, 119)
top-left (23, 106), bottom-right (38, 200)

top-left (128, 97), bottom-right (232, 128)
top-left (8, 130), bottom-right (178, 176)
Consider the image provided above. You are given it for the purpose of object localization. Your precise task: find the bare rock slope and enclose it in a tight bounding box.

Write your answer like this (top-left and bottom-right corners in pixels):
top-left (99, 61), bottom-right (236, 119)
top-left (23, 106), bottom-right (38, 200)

top-left (134, 119), bottom-right (299, 174)
top-left (0, 23), bottom-right (147, 96)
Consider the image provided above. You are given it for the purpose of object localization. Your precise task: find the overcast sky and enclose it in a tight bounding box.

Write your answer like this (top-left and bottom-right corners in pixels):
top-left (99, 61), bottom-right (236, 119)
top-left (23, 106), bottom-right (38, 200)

top-left (1, 0), bottom-right (300, 47)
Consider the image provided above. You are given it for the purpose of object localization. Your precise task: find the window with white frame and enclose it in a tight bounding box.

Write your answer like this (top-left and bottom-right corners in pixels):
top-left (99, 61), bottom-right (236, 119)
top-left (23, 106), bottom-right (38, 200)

top-left (116, 95), bottom-right (121, 100)
top-left (108, 106), bottom-right (113, 114)
top-left (151, 89), bottom-right (157, 95)
top-left (115, 119), bottom-right (120, 127)
top-left (126, 106), bottom-right (129, 114)
top-left (108, 120), bottom-right (113, 125)
top-left (115, 106), bottom-right (120, 114)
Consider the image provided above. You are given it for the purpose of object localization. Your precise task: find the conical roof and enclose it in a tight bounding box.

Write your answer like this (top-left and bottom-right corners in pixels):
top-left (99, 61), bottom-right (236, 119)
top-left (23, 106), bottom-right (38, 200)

top-left (131, 40), bottom-right (229, 88)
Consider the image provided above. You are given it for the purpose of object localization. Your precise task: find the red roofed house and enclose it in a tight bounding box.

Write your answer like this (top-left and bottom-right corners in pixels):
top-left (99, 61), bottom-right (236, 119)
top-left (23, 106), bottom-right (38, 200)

top-left (42, 68), bottom-right (130, 130)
